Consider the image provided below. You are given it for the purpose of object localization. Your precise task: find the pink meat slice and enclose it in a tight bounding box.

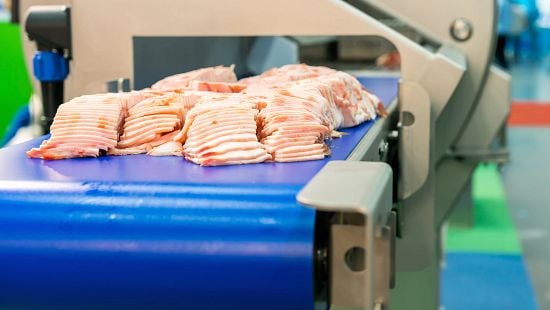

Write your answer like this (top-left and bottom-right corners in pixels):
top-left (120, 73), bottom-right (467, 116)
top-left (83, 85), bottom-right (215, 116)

top-left (192, 141), bottom-right (263, 158)
top-left (272, 144), bottom-right (330, 161)
top-left (152, 65), bottom-right (237, 90)
top-left (148, 141), bottom-right (184, 157)
top-left (272, 154), bottom-right (326, 163)
top-left (274, 144), bottom-right (325, 154)
top-left (41, 134), bottom-right (117, 146)
top-left (264, 139), bottom-right (319, 153)
top-left (124, 117), bottom-right (180, 132)
top-left (189, 118), bottom-right (256, 134)
top-left (27, 147), bottom-right (101, 160)
top-left (126, 89), bottom-right (169, 109)
top-left (51, 119), bottom-right (118, 128)
top-left (124, 106), bottom-right (181, 122)
top-left (261, 123), bottom-right (329, 137)
top-left (50, 123), bottom-right (119, 133)
top-left (187, 149), bottom-right (272, 166)
top-left (240, 64), bottom-right (336, 86)
top-left (108, 147), bottom-right (148, 156)
top-left (121, 122), bottom-right (179, 141)
top-left (111, 131), bottom-right (184, 156)
top-left (185, 125), bottom-right (257, 144)
top-left (184, 133), bottom-right (258, 155)
top-left (184, 126), bottom-right (254, 143)
top-left (118, 126), bottom-right (177, 149)
top-left (188, 81), bottom-right (246, 93)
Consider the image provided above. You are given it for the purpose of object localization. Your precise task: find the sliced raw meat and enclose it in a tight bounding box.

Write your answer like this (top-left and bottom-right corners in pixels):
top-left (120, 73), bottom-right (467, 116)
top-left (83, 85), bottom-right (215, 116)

top-left (28, 64), bottom-right (384, 165)
top-left (181, 100), bottom-right (271, 166)
top-left (27, 93), bottom-right (126, 159)
top-left (148, 141), bottom-right (184, 157)
top-left (188, 81), bottom-right (246, 93)
top-left (152, 65), bottom-right (237, 91)
top-left (243, 64), bottom-right (380, 127)
top-left (240, 64), bottom-right (336, 87)
top-left (311, 72), bottom-right (378, 127)
top-left (257, 94), bottom-right (331, 163)
top-left (115, 93), bottom-right (196, 154)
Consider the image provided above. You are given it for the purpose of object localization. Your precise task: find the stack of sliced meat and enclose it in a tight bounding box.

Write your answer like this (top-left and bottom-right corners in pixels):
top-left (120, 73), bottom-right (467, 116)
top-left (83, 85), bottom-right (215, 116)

top-left (112, 91), bottom-right (203, 156)
top-left (113, 92), bottom-right (184, 154)
top-left (258, 94), bottom-right (331, 162)
top-left (27, 94), bottom-right (126, 159)
top-left (311, 72), bottom-right (379, 128)
top-left (178, 100), bottom-right (271, 166)
top-left (28, 64), bottom-right (384, 166)
top-left (243, 65), bottom-right (379, 128)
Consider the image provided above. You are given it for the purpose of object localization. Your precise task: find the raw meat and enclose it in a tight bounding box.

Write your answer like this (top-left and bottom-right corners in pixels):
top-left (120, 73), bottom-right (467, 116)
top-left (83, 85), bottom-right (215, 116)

top-left (258, 94), bottom-right (331, 162)
top-left (152, 65), bottom-right (237, 91)
top-left (112, 91), bottom-right (202, 155)
top-left (244, 65), bottom-right (380, 128)
top-left (179, 100), bottom-right (271, 166)
top-left (188, 81), bottom-right (246, 93)
top-left (27, 93), bottom-right (127, 159)
top-left (303, 72), bottom-right (379, 128)
top-left (28, 64), bottom-right (385, 165)
top-left (240, 64), bottom-right (336, 86)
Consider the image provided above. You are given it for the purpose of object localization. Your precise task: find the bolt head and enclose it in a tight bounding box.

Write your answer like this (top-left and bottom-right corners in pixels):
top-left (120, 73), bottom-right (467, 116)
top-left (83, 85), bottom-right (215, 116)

top-left (450, 18), bottom-right (473, 42)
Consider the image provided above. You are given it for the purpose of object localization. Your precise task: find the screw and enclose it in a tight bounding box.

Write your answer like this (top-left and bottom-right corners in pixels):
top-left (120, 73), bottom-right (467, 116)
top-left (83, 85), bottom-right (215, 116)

top-left (379, 140), bottom-right (389, 160)
top-left (316, 247), bottom-right (328, 280)
top-left (450, 18), bottom-right (473, 42)
top-left (388, 130), bottom-right (399, 140)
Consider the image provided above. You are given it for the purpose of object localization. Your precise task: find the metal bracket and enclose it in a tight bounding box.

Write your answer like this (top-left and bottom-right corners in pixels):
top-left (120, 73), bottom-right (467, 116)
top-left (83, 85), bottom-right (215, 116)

top-left (398, 81), bottom-right (431, 200)
top-left (448, 147), bottom-right (510, 164)
top-left (454, 65), bottom-right (511, 153)
top-left (297, 161), bottom-right (394, 309)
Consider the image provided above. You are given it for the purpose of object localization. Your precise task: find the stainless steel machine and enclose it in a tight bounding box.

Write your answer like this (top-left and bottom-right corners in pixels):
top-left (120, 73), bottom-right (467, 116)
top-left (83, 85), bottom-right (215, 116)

top-left (0, 0), bottom-right (510, 309)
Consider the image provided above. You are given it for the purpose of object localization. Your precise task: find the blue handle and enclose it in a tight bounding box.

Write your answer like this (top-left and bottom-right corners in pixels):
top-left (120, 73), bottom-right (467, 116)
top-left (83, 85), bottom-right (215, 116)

top-left (32, 51), bottom-right (69, 82)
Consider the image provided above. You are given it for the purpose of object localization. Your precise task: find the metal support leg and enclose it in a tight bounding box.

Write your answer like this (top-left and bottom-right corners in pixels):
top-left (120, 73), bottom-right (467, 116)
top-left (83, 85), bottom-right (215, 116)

top-left (448, 180), bottom-right (474, 228)
top-left (390, 257), bottom-right (440, 310)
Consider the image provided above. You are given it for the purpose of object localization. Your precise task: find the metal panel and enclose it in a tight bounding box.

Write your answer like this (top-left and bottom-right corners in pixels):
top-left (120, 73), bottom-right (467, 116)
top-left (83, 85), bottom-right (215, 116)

top-left (398, 81), bottom-right (431, 200)
top-left (133, 37), bottom-right (253, 89)
top-left (297, 161), bottom-right (393, 309)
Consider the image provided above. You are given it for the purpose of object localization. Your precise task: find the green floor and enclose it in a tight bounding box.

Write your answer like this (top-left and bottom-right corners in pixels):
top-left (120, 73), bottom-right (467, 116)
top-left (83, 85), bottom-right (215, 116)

top-left (446, 164), bottom-right (522, 254)
top-left (0, 23), bottom-right (32, 140)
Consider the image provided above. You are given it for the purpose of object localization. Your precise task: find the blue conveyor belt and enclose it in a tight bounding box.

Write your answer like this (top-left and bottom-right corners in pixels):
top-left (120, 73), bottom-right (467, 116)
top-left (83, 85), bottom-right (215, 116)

top-left (0, 77), bottom-right (398, 309)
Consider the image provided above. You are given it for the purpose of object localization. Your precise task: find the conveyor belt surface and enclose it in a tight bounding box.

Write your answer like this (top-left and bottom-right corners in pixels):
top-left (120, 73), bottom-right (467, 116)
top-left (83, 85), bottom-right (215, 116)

top-left (0, 77), bottom-right (398, 309)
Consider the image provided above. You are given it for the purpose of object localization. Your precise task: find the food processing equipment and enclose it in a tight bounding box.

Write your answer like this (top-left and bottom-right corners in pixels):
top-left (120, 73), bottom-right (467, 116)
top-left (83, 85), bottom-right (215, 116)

top-left (0, 0), bottom-right (510, 309)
